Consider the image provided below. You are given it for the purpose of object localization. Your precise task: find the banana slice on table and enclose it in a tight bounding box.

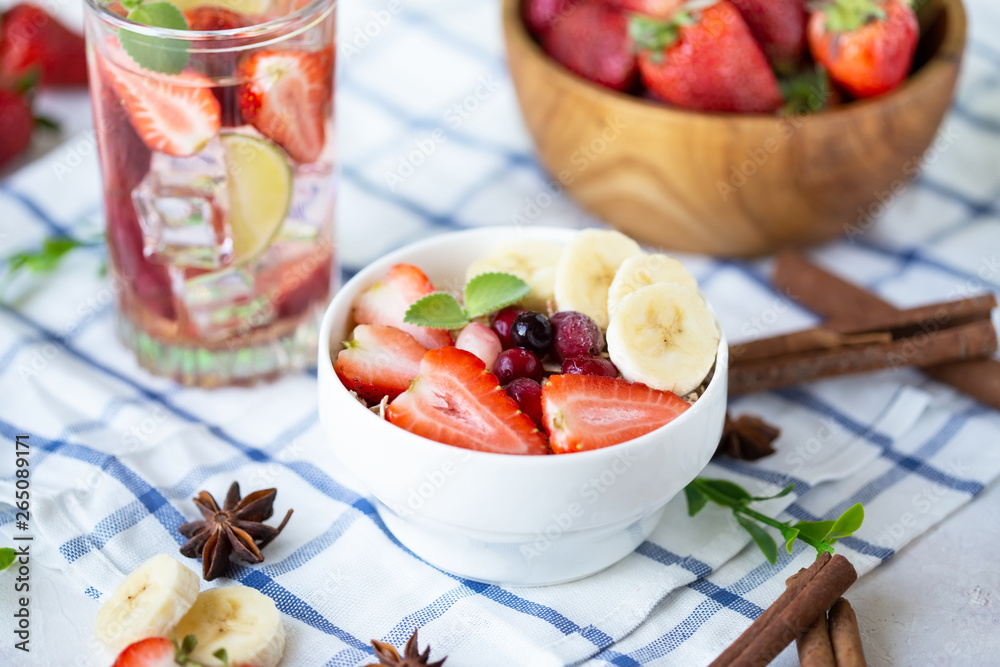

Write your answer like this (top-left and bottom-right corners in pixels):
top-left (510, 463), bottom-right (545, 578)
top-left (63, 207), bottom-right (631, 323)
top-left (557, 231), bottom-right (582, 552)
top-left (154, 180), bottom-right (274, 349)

top-left (176, 586), bottom-right (286, 667)
top-left (466, 241), bottom-right (564, 312)
top-left (607, 253), bottom-right (700, 318)
top-left (607, 282), bottom-right (720, 396)
top-left (554, 229), bottom-right (643, 329)
top-left (94, 553), bottom-right (200, 653)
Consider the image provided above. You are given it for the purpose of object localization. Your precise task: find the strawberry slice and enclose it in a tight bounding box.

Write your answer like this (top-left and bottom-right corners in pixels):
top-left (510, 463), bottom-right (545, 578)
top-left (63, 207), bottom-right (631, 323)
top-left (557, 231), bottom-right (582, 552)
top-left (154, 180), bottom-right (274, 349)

top-left (237, 49), bottom-right (329, 164)
top-left (112, 637), bottom-right (176, 667)
top-left (335, 324), bottom-right (427, 403)
top-left (353, 264), bottom-right (454, 349)
top-left (183, 6), bottom-right (253, 30)
top-left (102, 45), bottom-right (220, 156)
top-left (542, 374), bottom-right (690, 453)
top-left (388, 347), bottom-right (549, 455)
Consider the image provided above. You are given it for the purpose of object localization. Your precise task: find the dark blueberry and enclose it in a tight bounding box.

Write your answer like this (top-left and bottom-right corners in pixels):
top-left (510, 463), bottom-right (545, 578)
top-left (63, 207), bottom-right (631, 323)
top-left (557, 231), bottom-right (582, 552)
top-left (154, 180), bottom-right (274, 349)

top-left (493, 348), bottom-right (543, 384)
top-left (550, 310), bottom-right (604, 361)
top-left (490, 306), bottom-right (525, 349)
top-left (505, 377), bottom-right (543, 425)
top-left (561, 356), bottom-right (618, 378)
top-left (510, 311), bottom-right (552, 355)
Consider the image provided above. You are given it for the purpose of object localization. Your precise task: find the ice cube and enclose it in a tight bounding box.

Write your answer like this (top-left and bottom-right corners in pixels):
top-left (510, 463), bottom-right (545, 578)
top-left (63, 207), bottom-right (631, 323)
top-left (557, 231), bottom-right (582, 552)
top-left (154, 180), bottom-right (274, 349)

top-left (178, 268), bottom-right (275, 341)
top-left (132, 140), bottom-right (233, 270)
top-left (278, 162), bottom-right (336, 243)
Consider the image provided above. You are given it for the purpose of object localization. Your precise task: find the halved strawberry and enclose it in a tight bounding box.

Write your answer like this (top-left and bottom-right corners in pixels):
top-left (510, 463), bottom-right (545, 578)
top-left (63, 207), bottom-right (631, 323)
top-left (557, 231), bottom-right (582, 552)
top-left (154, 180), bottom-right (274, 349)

top-left (335, 324), bottom-right (427, 404)
top-left (102, 45), bottom-right (220, 156)
top-left (387, 347), bottom-right (549, 455)
top-left (237, 50), bottom-right (329, 164)
top-left (353, 264), bottom-right (454, 349)
top-left (111, 637), bottom-right (176, 667)
top-left (542, 374), bottom-right (690, 453)
top-left (183, 6), bottom-right (253, 30)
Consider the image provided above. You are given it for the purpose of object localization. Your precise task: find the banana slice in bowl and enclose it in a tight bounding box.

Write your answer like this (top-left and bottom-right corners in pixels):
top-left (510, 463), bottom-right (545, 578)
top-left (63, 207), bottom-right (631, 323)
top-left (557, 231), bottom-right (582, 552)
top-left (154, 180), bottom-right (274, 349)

top-left (554, 229), bottom-right (643, 329)
top-left (607, 253), bottom-right (700, 318)
top-left (466, 241), bottom-right (564, 312)
top-left (606, 282), bottom-right (720, 396)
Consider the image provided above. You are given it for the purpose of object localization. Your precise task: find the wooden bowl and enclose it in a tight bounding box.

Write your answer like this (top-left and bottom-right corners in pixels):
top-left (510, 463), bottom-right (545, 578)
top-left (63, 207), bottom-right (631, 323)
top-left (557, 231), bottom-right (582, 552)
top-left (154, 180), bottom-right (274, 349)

top-left (503, 0), bottom-right (967, 256)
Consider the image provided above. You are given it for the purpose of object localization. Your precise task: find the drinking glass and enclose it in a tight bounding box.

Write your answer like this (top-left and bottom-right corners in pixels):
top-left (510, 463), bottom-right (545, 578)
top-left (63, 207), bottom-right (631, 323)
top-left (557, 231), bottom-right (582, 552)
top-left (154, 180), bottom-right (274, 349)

top-left (83, 0), bottom-right (336, 387)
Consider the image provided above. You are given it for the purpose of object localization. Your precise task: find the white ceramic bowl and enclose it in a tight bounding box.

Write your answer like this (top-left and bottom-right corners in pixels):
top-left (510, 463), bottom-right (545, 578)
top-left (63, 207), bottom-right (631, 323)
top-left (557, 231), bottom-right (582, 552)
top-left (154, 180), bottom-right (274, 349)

top-left (317, 226), bottom-right (728, 585)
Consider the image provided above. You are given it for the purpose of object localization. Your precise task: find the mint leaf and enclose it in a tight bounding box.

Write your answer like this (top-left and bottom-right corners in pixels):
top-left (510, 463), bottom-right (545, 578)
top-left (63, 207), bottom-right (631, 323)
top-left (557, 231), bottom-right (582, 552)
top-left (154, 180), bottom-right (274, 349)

top-left (404, 293), bottom-right (469, 329)
top-left (0, 548), bottom-right (15, 571)
top-left (464, 272), bottom-right (530, 319)
top-left (736, 515), bottom-right (778, 564)
top-left (121, 2), bottom-right (189, 74)
top-left (684, 484), bottom-right (708, 517)
top-left (213, 648), bottom-right (228, 664)
top-left (826, 503), bottom-right (864, 542)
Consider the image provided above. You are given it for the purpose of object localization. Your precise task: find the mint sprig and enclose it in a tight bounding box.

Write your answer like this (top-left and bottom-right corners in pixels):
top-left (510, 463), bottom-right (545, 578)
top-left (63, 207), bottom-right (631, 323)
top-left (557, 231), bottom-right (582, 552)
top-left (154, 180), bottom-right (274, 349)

top-left (685, 478), bottom-right (864, 564)
top-left (120, 2), bottom-right (189, 75)
top-left (404, 272), bottom-right (530, 330)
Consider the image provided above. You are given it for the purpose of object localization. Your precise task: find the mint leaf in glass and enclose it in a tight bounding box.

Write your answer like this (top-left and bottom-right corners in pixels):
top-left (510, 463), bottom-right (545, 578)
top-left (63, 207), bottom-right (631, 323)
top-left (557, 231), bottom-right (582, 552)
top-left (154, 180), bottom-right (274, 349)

top-left (121, 2), bottom-right (189, 75)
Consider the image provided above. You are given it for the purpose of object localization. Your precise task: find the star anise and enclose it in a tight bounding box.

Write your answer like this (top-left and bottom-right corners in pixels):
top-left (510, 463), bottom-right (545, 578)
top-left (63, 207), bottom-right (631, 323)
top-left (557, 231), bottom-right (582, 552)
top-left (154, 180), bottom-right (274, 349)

top-left (715, 412), bottom-right (781, 461)
top-left (365, 629), bottom-right (446, 667)
top-left (179, 482), bottom-right (293, 581)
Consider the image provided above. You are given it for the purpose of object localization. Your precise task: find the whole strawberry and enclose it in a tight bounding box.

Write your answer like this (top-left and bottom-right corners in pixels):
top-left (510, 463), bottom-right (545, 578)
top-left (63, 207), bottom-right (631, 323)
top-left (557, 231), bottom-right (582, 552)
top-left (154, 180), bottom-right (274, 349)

top-left (632, 0), bottom-right (783, 113)
top-left (542, 1), bottom-right (637, 92)
top-left (600, 0), bottom-right (684, 19)
top-left (808, 0), bottom-right (918, 98)
top-left (0, 4), bottom-right (87, 86)
top-left (523, 0), bottom-right (582, 36)
top-left (729, 0), bottom-right (808, 72)
top-left (0, 86), bottom-right (33, 169)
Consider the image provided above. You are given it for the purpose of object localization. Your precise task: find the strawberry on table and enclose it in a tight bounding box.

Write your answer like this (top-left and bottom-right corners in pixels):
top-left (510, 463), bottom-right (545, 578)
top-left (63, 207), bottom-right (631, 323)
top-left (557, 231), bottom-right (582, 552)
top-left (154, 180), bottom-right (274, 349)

top-left (0, 3), bottom-right (87, 86)
top-left (100, 45), bottom-right (220, 157)
top-left (808, 0), bottom-right (918, 98)
top-left (237, 49), bottom-right (330, 163)
top-left (111, 637), bottom-right (177, 667)
top-left (542, 1), bottom-right (637, 92)
top-left (353, 263), bottom-right (454, 349)
top-left (0, 85), bottom-right (33, 170)
top-left (631, 0), bottom-right (783, 113)
top-left (542, 374), bottom-right (690, 453)
top-left (729, 0), bottom-right (808, 72)
top-left (335, 324), bottom-right (427, 404)
top-left (388, 347), bottom-right (549, 455)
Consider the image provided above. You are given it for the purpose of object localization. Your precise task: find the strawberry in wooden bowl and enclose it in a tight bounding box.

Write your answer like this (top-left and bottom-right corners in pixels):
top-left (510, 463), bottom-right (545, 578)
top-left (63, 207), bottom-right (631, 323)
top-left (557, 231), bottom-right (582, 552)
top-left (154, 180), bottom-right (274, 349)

top-left (503, 0), bottom-right (967, 256)
top-left (317, 226), bottom-right (728, 585)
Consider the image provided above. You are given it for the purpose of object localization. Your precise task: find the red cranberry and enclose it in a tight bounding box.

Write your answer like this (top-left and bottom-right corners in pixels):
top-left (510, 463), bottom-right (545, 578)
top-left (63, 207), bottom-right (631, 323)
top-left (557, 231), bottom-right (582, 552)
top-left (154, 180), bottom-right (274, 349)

top-left (505, 377), bottom-right (543, 425)
top-left (562, 356), bottom-right (618, 378)
top-left (490, 306), bottom-right (525, 349)
top-left (550, 310), bottom-right (604, 361)
top-left (493, 348), bottom-right (543, 384)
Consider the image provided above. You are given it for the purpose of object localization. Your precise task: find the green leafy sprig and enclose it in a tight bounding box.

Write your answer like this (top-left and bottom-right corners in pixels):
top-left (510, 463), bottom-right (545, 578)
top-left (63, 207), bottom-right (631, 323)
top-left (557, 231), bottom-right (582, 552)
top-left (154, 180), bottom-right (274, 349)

top-left (118, 0), bottom-right (190, 74)
top-left (0, 547), bottom-right (16, 571)
top-left (685, 477), bottom-right (864, 564)
top-left (404, 272), bottom-right (530, 330)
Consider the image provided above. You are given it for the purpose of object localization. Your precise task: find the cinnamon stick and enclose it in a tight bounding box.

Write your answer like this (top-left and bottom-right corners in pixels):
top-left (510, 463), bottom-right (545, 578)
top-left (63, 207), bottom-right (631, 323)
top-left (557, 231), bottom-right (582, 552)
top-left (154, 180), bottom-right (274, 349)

top-left (708, 554), bottom-right (832, 667)
top-left (730, 329), bottom-right (892, 364)
top-left (828, 598), bottom-right (867, 667)
top-left (728, 555), bottom-right (857, 667)
top-left (796, 615), bottom-right (836, 667)
top-left (773, 251), bottom-right (1000, 410)
top-left (828, 294), bottom-right (997, 337)
top-left (729, 318), bottom-right (998, 395)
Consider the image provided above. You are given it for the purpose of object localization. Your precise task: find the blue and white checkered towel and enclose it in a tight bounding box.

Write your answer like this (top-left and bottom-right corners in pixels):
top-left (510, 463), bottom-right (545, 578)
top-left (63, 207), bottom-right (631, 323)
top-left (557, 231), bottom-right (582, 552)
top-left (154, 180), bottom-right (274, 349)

top-left (2, 0), bottom-right (1000, 664)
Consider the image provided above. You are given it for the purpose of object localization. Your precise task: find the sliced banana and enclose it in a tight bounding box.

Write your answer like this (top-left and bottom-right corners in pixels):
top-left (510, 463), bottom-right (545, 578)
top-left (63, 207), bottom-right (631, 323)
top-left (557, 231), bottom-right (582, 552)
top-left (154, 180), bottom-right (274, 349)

top-left (94, 553), bottom-right (200, 653)
top-left (554, 229), bottom-right (643, 329)
top-left (607, 253), bottom-right (700, 318)
top-left (176, 587), bottom-right (286, 667)
top-left (607, 282), bottom-right (719, 396)
top-left (466, 241), bottom-right (563, 311)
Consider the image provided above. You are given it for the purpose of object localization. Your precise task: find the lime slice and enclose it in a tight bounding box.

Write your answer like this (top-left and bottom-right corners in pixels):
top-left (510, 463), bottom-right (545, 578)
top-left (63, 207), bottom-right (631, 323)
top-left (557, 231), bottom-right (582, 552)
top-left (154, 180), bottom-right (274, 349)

top-left (221, 133), bottom-right (292, 265)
